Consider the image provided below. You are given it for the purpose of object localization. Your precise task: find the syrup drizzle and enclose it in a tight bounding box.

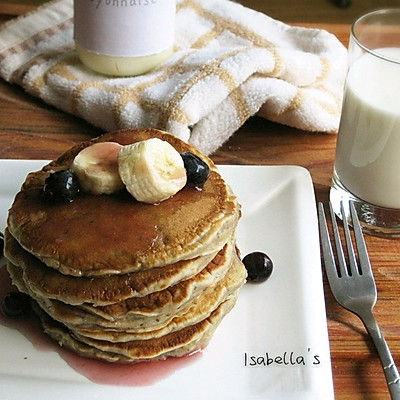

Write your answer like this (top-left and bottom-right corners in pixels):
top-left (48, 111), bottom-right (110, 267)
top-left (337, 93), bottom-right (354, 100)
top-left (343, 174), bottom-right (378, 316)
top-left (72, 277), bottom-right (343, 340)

top-left (0, 265), bottom-right (201, 386)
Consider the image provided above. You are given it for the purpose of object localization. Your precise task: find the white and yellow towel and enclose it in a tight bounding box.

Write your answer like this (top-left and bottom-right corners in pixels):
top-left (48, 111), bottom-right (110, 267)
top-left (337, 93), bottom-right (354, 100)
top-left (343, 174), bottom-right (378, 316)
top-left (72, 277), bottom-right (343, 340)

top-left (0, 0), bottom-right (347, 155)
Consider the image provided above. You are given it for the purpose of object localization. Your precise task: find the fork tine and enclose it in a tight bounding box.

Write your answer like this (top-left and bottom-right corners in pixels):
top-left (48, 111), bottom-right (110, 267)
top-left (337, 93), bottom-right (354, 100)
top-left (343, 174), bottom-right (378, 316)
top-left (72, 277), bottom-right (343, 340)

top-left (328, 201), bottom-right (349, 278)
top-left (349, 202), bottom-right (372, 276)
top-left (318, 202), bottom-right (343, 282)
top-left (339, 201), bottom-right (359, 277)
top-left (318, 203), bottom-right (338, 280)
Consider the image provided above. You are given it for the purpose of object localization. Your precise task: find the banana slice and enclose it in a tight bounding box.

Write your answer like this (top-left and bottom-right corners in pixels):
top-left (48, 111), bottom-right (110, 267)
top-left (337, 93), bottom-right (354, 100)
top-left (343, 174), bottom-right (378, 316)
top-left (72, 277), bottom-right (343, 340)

top-left (71, 142), bottom-right (124, 195)
top-left (118, 138), bottom-right (187, 204)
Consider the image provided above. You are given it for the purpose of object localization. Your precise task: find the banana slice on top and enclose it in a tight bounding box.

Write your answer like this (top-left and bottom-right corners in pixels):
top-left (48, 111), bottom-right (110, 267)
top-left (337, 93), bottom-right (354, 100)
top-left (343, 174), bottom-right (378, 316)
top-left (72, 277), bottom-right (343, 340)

top-left (118, 138), bottom-right (187, 204)
top-left (71, 142), bottom-right (124, 195)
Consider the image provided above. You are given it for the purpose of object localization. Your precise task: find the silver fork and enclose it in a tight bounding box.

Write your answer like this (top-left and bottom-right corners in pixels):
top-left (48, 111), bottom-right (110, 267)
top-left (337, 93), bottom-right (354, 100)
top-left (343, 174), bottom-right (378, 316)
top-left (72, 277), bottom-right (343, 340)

top-left (318, 201), bottom-right (400, 399)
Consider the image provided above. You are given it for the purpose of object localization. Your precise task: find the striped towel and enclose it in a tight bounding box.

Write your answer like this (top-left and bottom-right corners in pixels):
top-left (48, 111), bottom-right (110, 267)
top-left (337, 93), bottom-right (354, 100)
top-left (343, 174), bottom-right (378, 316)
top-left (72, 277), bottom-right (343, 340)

top-left (0, 0), bottom-right (347, 155)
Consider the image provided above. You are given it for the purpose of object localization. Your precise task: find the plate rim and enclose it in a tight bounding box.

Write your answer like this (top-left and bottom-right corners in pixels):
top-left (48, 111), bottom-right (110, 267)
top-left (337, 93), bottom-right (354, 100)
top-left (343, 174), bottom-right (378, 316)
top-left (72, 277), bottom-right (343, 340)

top-left (0, 160), bottom-right (333, 400)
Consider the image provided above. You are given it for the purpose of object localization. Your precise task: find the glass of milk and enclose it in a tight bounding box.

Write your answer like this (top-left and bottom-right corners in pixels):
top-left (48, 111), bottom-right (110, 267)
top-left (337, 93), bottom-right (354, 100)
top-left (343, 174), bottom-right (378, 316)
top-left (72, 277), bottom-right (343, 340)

top-left (330, 9), bottom-right (400, 237)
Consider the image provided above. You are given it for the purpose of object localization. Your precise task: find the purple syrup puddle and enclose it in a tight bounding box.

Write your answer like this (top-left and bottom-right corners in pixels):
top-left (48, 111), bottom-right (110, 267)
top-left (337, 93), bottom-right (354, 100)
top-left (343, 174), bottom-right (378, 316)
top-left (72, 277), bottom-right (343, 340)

top-left (0, 265), bottom-right (201, 386)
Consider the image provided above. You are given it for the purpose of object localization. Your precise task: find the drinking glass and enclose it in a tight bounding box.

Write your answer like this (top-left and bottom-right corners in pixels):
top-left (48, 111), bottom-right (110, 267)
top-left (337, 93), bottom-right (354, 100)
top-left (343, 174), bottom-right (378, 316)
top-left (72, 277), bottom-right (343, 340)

top-left (330, 9), bottom-right (400, 237)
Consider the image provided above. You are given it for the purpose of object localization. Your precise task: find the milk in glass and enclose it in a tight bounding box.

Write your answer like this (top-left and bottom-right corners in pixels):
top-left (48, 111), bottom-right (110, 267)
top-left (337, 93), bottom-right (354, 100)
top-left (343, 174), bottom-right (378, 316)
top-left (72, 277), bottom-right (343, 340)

top-left (334, 48), bottom-right (400, 209)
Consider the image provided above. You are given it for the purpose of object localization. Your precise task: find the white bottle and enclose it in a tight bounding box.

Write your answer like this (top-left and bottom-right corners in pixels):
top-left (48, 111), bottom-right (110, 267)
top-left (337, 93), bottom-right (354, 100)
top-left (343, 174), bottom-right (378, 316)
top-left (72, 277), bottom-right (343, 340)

top-left (74, 0), bottom-right (175, 76)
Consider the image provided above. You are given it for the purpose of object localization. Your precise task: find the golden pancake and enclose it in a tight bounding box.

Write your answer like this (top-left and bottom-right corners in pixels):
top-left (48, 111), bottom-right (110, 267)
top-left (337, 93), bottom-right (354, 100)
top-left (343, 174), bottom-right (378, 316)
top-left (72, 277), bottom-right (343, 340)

top-left (34, 297), bottom-right (236, 364)
top-left (6, 240), bottom-right (239, 331)
top-left (77, 239), bottom-right (234, 320)
top-left (4, 228), bottom-right (219, 305)
top-left (75, 256), bottom-right (246, 342)
top-left (6, 245), bottom-right (245, 335)
top-left (7, 129), bottom-right (240, 277)
top-left (8, 258), bottom-right (244, 363)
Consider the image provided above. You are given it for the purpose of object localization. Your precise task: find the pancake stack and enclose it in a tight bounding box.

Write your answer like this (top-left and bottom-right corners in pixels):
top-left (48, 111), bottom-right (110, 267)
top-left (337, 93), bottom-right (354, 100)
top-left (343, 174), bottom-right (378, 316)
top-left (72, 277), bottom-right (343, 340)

top-left (4, 129), bottom-right (247, 363)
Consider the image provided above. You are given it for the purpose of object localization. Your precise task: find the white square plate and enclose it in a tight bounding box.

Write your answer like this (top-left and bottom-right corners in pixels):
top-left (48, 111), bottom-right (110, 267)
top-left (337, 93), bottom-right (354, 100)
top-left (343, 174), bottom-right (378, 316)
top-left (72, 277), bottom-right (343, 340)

top-left (0, 160), bottom-right (333, 400)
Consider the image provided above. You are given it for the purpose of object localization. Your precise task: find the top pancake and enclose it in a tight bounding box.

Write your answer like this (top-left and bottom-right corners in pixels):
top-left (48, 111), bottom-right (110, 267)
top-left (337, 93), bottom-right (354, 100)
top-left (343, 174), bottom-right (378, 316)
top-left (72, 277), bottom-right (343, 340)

top-left (7, 129), bottom-right (240, 277)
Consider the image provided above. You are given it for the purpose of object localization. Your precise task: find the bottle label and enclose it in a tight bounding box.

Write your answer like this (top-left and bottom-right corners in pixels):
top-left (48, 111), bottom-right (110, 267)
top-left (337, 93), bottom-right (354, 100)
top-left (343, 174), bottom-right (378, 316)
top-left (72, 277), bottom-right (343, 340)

top-left (74, 0), bottom-right (175, 57)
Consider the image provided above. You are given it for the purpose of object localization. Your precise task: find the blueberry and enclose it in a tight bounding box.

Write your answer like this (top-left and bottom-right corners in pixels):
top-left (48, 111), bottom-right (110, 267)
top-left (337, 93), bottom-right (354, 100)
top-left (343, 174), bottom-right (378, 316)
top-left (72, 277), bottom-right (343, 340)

top-left (1, 291), bottom-right (31, 318)
top-left (43, 170), bottom-right (80, 203)
top-left (181, 152), bottom-right (210, 187)
top-left (243, 252), bottom-right (273, 283)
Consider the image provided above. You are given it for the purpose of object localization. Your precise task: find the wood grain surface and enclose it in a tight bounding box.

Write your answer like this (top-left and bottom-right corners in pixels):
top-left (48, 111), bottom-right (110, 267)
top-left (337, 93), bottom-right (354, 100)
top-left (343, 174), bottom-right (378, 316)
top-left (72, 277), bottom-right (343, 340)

top-left (1, 1), bottom-right (400, 399)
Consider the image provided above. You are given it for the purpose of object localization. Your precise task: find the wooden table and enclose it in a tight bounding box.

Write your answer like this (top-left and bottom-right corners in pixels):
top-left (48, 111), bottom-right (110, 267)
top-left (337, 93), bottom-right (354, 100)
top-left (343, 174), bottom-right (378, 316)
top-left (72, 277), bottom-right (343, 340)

top-left (1, 3), bottom-right (400, 400)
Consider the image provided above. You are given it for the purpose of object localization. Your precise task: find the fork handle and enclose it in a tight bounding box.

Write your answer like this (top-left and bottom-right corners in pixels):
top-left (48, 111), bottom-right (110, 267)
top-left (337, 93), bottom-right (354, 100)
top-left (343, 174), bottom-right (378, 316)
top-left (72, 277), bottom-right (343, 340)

top-left (361, 311), bottom-right (400, 399)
